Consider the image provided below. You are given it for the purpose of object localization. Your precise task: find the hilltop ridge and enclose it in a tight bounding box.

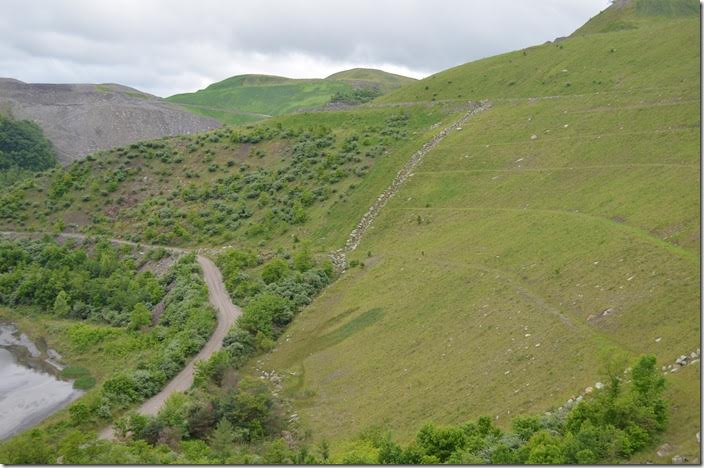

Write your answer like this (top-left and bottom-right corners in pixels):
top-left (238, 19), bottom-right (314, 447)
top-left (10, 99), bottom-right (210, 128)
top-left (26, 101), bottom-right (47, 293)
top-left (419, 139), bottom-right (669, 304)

top-left (167, 68), bottom-right (416, 124)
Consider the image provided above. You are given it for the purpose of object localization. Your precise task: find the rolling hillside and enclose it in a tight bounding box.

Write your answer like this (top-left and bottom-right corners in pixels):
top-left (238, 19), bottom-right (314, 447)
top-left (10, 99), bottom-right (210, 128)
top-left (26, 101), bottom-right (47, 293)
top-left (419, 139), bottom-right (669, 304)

top-left (0, 102), bottom-right (464, 252)
top-left (0, 0), bottom-right (699, 463)
top-left (254, 0), bottom-right (701, 462)
top-left (167, 68), bottom-right (416, 124)
top-left (0, 79), bottom-right (219, 164)
top-left (325, 68), bottom-right (416, 91)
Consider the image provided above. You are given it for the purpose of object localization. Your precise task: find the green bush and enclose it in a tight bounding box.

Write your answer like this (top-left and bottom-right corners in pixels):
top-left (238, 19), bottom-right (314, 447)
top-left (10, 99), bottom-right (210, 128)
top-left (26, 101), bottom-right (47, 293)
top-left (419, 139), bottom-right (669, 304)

top-left (334, 355), bottom-right (667, 464)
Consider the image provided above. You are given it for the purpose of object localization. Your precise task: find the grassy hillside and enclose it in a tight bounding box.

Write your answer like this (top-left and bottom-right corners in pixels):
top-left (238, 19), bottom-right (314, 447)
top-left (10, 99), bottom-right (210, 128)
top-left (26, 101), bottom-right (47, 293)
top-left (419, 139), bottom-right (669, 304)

top-left (326, 68), bottom-right (416, 92)
top-left (167, 69), bottom-right (416, 124)
top-left (0, 102), bottom-right (463, 253)
top-left (377, 2), bottom-right (697, 104)
top-left (0, 0), bottom-right (699, 463)
top-left (254, 1), bottom-right (701, 462)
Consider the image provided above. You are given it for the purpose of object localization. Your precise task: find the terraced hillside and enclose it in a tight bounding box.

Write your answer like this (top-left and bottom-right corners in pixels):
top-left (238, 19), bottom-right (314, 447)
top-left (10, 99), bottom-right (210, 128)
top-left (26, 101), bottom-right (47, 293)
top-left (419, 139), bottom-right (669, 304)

top-left (167, 68), bottom-right (416, 124)
top-left (256, 1), bottom-right (701, 462)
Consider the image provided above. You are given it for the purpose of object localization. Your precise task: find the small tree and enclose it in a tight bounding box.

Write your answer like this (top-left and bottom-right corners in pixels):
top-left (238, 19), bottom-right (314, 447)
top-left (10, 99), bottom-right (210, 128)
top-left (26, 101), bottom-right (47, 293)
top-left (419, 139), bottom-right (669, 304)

top-left (261, 258), bottom-right (289, 284)
top-left (129, 303), bottom-right (151, 330)
top-left (53, 290), bottom-right (70, 317)
top-left (293, 244), bottom-right (314, 272)
top-left (210, 419), bottom-right (235, 459)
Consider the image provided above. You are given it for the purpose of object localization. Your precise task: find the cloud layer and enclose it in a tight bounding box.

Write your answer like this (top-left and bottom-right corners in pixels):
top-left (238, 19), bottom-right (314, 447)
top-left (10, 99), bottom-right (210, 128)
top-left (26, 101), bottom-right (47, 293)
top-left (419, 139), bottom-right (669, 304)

top-left (0, 0), bottom-right (610, 97)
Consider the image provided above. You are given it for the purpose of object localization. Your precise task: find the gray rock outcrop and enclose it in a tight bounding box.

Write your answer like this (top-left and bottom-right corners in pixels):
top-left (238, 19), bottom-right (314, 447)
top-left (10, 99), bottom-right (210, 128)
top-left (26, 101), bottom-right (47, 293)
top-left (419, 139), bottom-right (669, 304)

top-left (0, 78), bottom-right (220, 164)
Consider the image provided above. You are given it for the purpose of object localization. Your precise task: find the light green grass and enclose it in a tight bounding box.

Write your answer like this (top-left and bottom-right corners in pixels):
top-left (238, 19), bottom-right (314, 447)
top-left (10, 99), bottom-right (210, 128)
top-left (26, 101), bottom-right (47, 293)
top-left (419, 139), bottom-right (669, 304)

top-left (377, 7), bottom-right (698, 104)
top-left (170, 103), bottom-right (267, 125)
top-left (257, 5), bottom-right (700, 462)
top-left (326, 68), bottom-right (416, 91)
top-left (167, 69), bottom-right (416, 123)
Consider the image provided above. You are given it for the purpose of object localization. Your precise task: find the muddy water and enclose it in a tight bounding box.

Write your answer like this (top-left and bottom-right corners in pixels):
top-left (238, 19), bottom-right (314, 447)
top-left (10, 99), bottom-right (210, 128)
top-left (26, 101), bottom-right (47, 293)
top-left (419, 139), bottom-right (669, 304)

top-left (0, 323), bottom-right (83, 440)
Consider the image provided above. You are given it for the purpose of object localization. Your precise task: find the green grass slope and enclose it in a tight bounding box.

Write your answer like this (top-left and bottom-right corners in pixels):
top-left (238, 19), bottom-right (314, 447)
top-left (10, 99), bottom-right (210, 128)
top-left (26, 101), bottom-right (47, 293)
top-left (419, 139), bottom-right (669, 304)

top-left (377, 0), bottom-right (698, 104)
top-left (167, 69), bottom-right (415, 124)
top-left (0, 102), bottom-right (465, 254)
top-left (255, 1), bottom-right (701, 462)
top-left (326, 68), bottom-right (416, 92)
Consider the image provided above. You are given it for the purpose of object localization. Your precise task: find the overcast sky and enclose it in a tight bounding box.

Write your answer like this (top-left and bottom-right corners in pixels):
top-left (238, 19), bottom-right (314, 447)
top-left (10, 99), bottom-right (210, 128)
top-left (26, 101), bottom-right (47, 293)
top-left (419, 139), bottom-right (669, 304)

top-left (0, 0), bottom-right (611, 97)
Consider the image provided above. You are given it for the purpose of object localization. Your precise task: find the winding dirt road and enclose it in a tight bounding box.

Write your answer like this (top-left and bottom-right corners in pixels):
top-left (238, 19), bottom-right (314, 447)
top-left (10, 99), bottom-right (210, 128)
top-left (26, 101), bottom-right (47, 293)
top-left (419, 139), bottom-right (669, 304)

top-left (99, 255), bottom-right (240, 439)
top-left (138, 255), bottom-right (240, 415)
top-left (0, 232), bottom-right (241, 440)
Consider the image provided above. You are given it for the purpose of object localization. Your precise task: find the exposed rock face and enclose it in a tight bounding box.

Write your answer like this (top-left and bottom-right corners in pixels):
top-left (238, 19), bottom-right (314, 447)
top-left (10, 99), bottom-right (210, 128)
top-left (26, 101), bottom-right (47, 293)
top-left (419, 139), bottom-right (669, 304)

top-left (0, 78), bottom-right (220, 164)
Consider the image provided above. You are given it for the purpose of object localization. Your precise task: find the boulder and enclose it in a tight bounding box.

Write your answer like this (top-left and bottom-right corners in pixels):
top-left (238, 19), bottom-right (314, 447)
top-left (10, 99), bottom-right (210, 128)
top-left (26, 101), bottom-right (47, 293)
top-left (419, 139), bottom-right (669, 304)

top-left (656, 443), bottom-right (673, 457)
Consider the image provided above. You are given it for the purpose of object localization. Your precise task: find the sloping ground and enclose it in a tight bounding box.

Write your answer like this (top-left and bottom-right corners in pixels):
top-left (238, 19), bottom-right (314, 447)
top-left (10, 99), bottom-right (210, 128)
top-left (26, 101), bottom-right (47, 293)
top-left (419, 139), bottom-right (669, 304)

top-left (0, 103), bottom-right (463, 254)
top-left (326, 68), bottom-right (417, 92)
top-left (167, 69), bottom-right (416, 124)
top-left (257, 3), bottom-right (700, 463)
top-left (0, 79), bottom-right (220, 164)
top-left (376, 3), bottom-right (698, 104)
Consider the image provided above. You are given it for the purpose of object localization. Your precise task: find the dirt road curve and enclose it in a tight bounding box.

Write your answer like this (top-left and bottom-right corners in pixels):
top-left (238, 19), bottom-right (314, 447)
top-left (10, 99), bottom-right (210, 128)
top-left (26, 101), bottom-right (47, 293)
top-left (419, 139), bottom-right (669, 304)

top-left (139, 255), bottom-right (240, 415)
top-left (97, 255), bottom-right (241, 439)
top-left (0, 232), bottom-right (240, 440)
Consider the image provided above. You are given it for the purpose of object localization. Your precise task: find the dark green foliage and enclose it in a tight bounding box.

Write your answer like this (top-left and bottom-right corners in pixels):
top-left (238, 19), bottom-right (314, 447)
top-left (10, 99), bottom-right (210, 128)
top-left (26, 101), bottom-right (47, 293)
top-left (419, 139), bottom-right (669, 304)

top-left (0, 115), bottom-right (57, 185)
top-left (0, 238), bottom-right (164, 326)
top-left (128, 302), bottom-right (151, 330)
top-left (0, 429), bottom-right (53, 464)
top-left (220, 250), bottom-right (331, 368)
top-left (338, 355), bottom-right (667, 464)
top-left (261, 257), bottom-right (289, 284)
top-left (330, 87), bottom-right (383, 105)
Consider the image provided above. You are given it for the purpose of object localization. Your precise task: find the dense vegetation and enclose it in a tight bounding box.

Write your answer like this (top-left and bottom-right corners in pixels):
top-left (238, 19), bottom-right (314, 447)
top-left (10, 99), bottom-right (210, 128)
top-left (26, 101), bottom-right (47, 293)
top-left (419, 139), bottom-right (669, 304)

top-left (0, 240), bottom-right (216, 461)
top-left (338, 356), bottom-right (667, 464)
top-left (0, 237), bottom-right (163, 326)
top-left (0, 239), bottom-right (334, 464)
top-left (217, 244), bottom-right (332, 367)
top-left (0, 354), bottom-right (667, 464)
top-left (0, 115), bottom-right (57, 187)
top-left (0, 106), bottom-right (444, 251)
top-left (329, 87), bottom-right (382, 105)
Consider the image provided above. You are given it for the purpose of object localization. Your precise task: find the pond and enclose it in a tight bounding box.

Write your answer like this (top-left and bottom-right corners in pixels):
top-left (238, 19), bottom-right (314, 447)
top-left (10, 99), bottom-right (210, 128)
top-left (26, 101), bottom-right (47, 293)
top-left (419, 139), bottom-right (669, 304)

top-left (0, 322), bottom-right (83, 440)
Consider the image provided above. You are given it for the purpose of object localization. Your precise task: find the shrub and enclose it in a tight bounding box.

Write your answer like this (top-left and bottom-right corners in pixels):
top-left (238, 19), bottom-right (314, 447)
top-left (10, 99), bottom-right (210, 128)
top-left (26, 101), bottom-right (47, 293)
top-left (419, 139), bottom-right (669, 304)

top-left (261, 258), bottom-right (289, 284)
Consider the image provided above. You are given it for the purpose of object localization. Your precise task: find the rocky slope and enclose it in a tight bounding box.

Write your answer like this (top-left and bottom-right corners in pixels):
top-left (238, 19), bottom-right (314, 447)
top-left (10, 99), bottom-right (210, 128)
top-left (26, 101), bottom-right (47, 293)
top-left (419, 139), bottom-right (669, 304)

top-left (0, 78), bottom-right (220, 164)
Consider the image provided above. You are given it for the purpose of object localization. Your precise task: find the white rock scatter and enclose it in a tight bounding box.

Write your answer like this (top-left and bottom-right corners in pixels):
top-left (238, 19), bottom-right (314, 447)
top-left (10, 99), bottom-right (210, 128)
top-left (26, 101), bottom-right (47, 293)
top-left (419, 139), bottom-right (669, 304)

top-left (330, 100), bottom-right (491, 271)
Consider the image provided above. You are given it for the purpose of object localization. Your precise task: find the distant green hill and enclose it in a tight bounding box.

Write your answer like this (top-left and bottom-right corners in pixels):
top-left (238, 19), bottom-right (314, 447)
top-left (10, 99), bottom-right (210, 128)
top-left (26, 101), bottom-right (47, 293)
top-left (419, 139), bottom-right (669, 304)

top-left (167, 68), bottom-right (416, 124)
top-left (325, 68), bottom-right (416, 92)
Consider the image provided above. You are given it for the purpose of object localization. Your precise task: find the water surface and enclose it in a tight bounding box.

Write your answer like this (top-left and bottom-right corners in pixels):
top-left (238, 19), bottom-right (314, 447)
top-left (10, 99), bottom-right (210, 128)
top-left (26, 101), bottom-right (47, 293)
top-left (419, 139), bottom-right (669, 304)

top-left (0, 323), bottom-right (83, 440)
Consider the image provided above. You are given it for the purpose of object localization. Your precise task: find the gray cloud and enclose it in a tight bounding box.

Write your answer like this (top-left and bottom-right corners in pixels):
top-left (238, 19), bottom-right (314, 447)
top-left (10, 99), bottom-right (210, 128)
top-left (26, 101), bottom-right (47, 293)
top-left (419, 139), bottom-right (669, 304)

top-left (0, 0), bottom-right (610, 97)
